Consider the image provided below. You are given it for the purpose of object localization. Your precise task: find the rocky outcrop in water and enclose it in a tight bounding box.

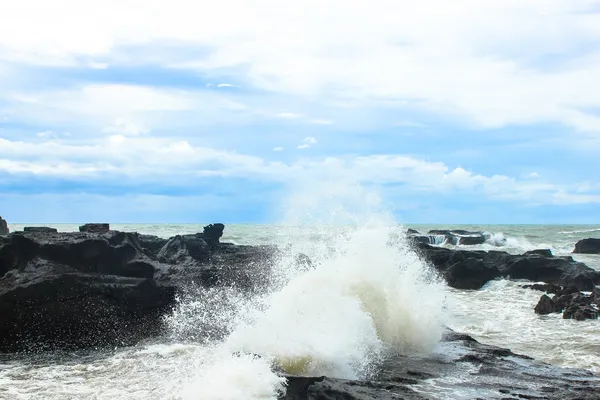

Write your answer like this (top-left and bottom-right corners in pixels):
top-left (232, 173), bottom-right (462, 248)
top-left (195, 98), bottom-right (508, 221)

top-left (23, 226), bottom-right (58, 233)
top-left (532, 286), bottom-right (599, 320)
top-left (407, 229), bottom-right (495, 247)
top-left (0, 217), bottom-right (8, 235)
top-left (0, 225), bottom-right (277, 352)
top-left (573, 238), bottom-right (600, 254)
top-left (415, 243), bottom-right (600, 291)
top-left (281, 330), bottom-right (600, 400)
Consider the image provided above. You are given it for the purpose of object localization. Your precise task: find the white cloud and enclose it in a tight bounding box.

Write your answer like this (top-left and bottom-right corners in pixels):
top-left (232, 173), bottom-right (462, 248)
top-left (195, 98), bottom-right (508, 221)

top-left (0, 136), bottom-right (599, 206)
top-left (297, 136), bottom-right (317, 150)
top-left (103, 118), bottom-right (148, 136)
top-left (1, 0), bottom-right (599, 132)
top-left (273, 147), bottom-right (284, 151)
top-left (276, 112), bottom-right (302, 119)
top-left (216, 83), bottom-right (237, 88)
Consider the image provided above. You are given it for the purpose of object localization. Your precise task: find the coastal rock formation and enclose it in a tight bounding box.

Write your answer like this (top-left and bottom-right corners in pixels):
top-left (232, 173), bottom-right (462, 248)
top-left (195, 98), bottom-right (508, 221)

top-left (23, 226), bottom-right (58, 233)
top-left (407, 229), bottom-right (495, 247)
top-left (0, 224), bottom-right (277, 352)
top-left (416, 242), bottom-right (600, 290)
top-left (532, 286), bottom-right (599, 320)
top-left (79, 223), bottom-right (110, 233)
top-left (573, 238), bottom-right (600, 254)
top-left (281, 330), bottom-right (600, 400)
top-left (0, 217), bottom-right (8, 235)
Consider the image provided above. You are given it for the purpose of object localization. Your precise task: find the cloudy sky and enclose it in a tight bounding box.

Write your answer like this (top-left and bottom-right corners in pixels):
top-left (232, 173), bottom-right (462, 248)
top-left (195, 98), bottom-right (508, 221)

top-left (1, 0), bottom-right (600, 223)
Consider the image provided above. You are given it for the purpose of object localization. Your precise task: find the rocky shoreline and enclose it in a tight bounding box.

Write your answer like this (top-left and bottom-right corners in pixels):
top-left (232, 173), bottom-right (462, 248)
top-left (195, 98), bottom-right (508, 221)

top-left (1, 223), bottom-right (599, 398)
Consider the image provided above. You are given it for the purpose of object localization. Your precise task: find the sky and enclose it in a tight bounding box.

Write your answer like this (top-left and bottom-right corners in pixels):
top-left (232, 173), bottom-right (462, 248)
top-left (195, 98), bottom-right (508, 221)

top-left (1, 0), bottom-right (600, 224)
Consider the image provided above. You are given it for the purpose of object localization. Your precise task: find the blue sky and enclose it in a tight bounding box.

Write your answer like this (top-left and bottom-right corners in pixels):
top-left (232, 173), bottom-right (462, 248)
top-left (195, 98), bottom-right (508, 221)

top-left (1, 0), bottom-right (600, 224)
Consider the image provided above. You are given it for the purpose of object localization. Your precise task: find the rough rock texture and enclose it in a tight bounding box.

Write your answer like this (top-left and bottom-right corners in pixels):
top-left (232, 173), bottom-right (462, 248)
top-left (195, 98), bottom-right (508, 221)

top-left (0, 217), bottom-right (8, 235)
top-left (531, 286), bottom-right (599, 321)
top-left (415, 242), bottom-right (600, 290)
top-left (281, 330), bottom-right (600, 400)
top-left (79, 223), bottom-right (110, 233)
top-left (407, 229), bottom-right (494, 247)
top-left (23, 227), bottom-right (58, 233)
top-left (0, 224), bottom-right (278, 352)
top-left (573, 238), bottom-right (600, 254)
top-left (535, 294), bottom-right (560, 314)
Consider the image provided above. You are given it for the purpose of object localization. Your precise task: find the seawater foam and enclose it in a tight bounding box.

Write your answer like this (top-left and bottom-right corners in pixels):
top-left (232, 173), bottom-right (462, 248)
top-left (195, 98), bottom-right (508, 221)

top-left (173, 180), bottom-right (449, 400)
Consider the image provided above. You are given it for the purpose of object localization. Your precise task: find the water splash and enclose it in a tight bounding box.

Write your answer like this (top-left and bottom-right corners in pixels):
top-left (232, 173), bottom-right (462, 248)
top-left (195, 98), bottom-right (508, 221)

top-left (172, 180), bottom-right (449, 399)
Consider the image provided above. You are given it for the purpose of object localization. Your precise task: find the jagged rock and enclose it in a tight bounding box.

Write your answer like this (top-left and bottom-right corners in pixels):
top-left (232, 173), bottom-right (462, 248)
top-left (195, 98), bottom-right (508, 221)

top-left (535, 294), bottom-right (560, 314)
top-left (79, 223), bottom-right (110, 233)
top-left (136, 234), bottom-right (169, 257)
top-left (563, 304), bottom-right (599, 320)
top-left (199, 223), bottom-right (225, 247)
top-left (573, 238), bottom-right (600, 254)
top-left (23, 227), bottom-right (58, 233)
top-left (0, 217), bottom-right (8, 235)
top-left (522, 283), bottom-right (561, 294)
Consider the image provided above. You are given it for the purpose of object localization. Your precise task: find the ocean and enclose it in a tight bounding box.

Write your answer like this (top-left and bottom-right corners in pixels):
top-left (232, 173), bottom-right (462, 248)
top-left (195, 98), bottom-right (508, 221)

top-left (1, 222), bottom-right (599, 399)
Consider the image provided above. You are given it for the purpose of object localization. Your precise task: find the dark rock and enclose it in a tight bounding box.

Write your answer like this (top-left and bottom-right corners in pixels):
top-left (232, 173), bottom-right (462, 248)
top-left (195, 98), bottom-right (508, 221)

top-left (199, 223), bottom-right (225, 248)
top-left (406, 228), bottom-right (420, 235)
top-left (563, 303), bottom-right (599, 320)
top-left (458, 235), bottom-right (488, 245)
top-left (157, 234), bottom-right (210, 265)
top-left (23, 227), bottom-right (58, 233)
top-left (525, 249), bottom-right (553, 257)
top-left (445, 257), bottom-right (500, 290)
top-left (0, 217), bottom-right (8, 235)
top-left (79, 223), bottom-right (110, 233)
top-left (415, 243), bottom-right (600, 291)
top-left (136, 234), bottom-right (169, 257)
top-left (573, 238), bottom-right (600, 254)
top-left (522, 283), bottom-right (561, 294)
top-left (280, 329), bottom-right (600, 400)
top-left (534, 294), bottom-right (560, 314)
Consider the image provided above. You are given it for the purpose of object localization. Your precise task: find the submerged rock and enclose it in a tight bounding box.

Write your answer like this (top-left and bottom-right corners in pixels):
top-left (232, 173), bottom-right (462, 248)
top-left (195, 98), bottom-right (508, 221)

top-left (573, 238), bottom-right (600, 254)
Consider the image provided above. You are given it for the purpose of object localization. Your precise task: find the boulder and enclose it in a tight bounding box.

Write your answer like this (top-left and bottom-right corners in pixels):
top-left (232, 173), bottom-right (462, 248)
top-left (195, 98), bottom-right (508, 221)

top-left (0, 217), bottom-right (8, 235)
top-left (406, 228), bottom-right (421, 235)
top-left (79, 223), bottom-right (110, 233)
top-left (573, 238), bottom-right (600, 254)
top-left (563, 303), bottom-right (598, 321)
top-left (23, 227), bottom-right (58, 233)
top-left (534, 294), bottom-right (560, 314)
top-left (457, 235), bottom-right (487, 245)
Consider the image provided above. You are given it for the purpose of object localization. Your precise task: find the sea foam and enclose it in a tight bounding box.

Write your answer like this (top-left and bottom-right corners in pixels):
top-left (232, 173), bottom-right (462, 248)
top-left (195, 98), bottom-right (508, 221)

top-left (174, 180), bottom-right (448, 399)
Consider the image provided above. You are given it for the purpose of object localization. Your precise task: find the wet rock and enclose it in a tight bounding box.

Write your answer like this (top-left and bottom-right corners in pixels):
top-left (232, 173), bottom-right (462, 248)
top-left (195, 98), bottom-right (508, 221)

top-left (525, 249), bottom-right (553, 257)
top-left (280, 330), bottom-right (600, 400)
top-left (406, 228), bottom-right (421, 235)
top-left (0, 217), bottom-right (8, 235)
top-left (573, 238), bottom-right (600, 254)
top-left (415, 243), bottom-right (600, 290)
top-left (136, 234), bottom-right (169, 257)
top-left (563, 303), bottom-right (599, 320)
top-left (534, 294), bottom-right (560, 314)
top-left (445, 257), bottom-right (500, 290)
top-left (457, 235), bottom-right (488, 245)
top-left (79, 223), bottom-right (110, 233)
top-left (23, 227), bottom-right (58, 233)
top-left (521, 283), bottom-right (561, 294)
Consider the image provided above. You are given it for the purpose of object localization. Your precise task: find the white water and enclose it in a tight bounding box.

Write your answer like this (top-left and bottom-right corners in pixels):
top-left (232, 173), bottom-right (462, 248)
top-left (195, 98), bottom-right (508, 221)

top-left (171, 182), bottom-right (449, 399)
